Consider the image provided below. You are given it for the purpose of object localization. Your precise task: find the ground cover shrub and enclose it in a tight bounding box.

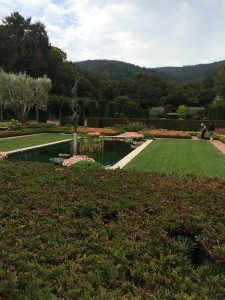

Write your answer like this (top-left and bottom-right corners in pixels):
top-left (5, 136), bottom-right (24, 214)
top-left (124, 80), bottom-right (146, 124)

top-left (116, 121), bottom-right (148, 132)
top-left (143, 132), bottom-right (154, 139)
top-left (8, 119), bottom-right (22, 130)
top-left (0, 160), bottom-right (225, 299)
top-left (69, 160), bottom-right (104, 169)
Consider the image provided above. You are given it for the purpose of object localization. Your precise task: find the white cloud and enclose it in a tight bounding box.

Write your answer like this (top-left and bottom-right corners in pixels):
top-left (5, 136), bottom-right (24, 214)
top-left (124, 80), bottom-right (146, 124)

top-left (1, 0), bottom-right (225, 67)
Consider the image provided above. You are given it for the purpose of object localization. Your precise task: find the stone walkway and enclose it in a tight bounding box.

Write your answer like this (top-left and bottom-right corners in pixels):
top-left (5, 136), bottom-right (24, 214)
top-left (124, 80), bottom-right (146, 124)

top-left (210, 140), bottom-right (225, 154)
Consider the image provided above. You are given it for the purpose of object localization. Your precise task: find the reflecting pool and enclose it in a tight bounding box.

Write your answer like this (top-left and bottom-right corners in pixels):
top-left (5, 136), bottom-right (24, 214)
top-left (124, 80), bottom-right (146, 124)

top-left (8, 140), bottom-right (134, 167)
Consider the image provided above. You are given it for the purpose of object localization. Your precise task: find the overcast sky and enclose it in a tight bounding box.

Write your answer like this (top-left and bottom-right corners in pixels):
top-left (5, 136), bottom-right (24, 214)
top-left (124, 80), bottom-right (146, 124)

top-left (1, 0), bottom-right (225, 68)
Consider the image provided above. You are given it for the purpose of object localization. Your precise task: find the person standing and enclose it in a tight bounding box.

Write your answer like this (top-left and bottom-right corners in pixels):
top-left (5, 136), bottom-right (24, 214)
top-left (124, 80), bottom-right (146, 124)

top-left (208, 122), bottom-right (215, 140)
top-left (200, 123), bottom-right (206, 139)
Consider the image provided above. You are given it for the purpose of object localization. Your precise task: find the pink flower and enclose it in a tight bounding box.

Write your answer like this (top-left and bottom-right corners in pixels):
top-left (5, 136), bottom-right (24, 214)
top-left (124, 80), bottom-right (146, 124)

top-left (0, 152), bottom-right (8, 160)
top-left (62, 155), bottom-right (95, 167)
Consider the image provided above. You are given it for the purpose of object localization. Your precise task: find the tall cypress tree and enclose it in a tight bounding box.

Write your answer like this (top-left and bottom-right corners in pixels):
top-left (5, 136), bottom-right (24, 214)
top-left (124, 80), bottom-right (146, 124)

top-left (0, 12), bottom-right (51, 77)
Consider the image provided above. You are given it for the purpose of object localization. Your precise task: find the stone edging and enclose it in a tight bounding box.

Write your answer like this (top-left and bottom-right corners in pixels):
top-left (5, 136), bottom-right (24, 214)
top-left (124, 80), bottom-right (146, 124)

top-left (111, 140), bottom-right (153, 169)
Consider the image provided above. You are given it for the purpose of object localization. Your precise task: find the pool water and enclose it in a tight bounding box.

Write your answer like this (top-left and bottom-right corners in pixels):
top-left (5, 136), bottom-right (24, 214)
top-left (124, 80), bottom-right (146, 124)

top-left (8, 140), bottom-right (134, 167)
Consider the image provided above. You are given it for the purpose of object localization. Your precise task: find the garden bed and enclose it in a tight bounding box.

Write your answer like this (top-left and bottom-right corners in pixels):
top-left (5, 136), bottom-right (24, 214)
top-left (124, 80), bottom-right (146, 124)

top-left (0, 160), bottom-right (225, 299)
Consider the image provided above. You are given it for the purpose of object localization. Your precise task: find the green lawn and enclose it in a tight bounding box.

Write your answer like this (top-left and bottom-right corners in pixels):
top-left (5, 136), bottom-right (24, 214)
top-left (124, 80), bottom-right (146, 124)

top-left (125, 139), bottom-right (225, 180)
top-left (0, 133), bottom-right (72, 152)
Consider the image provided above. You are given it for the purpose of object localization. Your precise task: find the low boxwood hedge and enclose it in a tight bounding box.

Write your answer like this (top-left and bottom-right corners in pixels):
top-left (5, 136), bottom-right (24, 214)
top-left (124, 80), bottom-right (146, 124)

top-left (0, 160), bottom-right (225, 299)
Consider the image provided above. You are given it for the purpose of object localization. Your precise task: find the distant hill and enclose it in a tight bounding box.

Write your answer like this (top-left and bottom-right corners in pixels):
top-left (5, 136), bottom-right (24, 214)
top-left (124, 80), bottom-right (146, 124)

top-left (76, 59), bottom-right (225, 82)
top-left (155, 60), bottom-right (225, 81)
top-left (76, 59), bottom-right (173, 81)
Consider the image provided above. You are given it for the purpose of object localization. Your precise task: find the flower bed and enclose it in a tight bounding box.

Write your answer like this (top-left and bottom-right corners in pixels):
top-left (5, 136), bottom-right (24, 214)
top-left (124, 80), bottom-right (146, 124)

top-left (140, 129), bottom-right (191, 138)
top-left (215, 133), bottom-right (225, 144)
top-left (77, 127), bottom-right (122, 136)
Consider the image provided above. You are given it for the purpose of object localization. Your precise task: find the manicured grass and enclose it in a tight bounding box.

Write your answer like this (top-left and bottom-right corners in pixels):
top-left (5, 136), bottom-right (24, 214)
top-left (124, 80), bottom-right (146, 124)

top-left (0, 133), bottom-right (72, 151)
top-left (125, 139), bottom-right (225, 180)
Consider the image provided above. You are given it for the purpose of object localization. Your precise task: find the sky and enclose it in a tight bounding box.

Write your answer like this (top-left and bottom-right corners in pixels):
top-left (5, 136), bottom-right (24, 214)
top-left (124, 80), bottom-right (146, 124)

top-left (1, 0), bottom-right (225, 68)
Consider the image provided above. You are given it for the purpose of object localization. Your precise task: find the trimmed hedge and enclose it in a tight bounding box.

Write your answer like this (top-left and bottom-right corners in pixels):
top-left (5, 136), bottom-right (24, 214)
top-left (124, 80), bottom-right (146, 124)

top-left (0, 160), bottom-right (225, 299)
top-left (87, 117), bottom-right (225, 131)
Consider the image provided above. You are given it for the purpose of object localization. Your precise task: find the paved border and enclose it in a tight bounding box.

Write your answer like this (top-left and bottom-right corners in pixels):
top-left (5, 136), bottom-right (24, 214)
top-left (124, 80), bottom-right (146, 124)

top-left (111, 140), bottom-right (153, 169)
top-left (210, 140), bottom-right (225, 154)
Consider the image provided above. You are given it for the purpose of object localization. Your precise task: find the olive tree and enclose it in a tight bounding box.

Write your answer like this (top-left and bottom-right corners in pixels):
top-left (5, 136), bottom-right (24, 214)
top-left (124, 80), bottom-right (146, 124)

top-left (0, 70), bottom-right (52, 123)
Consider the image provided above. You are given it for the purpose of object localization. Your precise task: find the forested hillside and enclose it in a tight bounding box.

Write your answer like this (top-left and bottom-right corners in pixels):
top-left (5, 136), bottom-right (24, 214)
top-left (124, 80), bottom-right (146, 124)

top-left (76, 59), bottom-right (225, 82)
top-left (156, 60), bottom-right (225, 81)
top-left (76, 60), bottom-right (173, 81)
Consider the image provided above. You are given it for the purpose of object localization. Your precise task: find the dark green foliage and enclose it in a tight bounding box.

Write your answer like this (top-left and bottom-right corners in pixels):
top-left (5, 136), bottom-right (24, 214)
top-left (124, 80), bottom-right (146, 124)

top-left (78, 98), bottom-right (85, 126)
top-left (88, 100), bottom-right (97, 117)
top-left (0, 127), bottom-right (72, 138)
top-left (0, 161), bottom-right (225, 298)
top-left (69, 161), bottom-right (104, 169)
top-left (0, 12), bottom-right (50, 77)
top-left (37, 110), bottom-right (48, 123)
top-left (127, 102), bottom-right (138, 118)
top-left (215, 64), bottom-right (225, 104)
top-left (76, 59), bottom-right (224, 82)
top-left (76, 59), bottom-right (170, 81)
top-left (156, 60), bottom-right (225, 81)
top-left (48, 94), bottom-right (72, 119)
top-left (106, 101), bottom-right (115, 118)
top-left (97, 100), bottom-right (106, 117)
top-left (208, 107), bottom-right (225, 120)
top-left (143, 132), bottom-right (154, 139)
top-left (60, 117), bottom-right (71, 126)
top-left (87, 117), bottom-right (225, 131)
top-left (142, 109), bottom-right (149, 118)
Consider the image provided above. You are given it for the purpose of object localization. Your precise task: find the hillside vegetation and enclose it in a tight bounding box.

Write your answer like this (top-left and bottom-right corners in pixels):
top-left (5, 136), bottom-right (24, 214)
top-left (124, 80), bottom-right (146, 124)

top-left (156, 60), bottom-right (225, 82)
top-left (76, 59), bottom-right (225, 82)
top-left (76, 59), bottom-right (172, 81)
top-left (0, 160), bottom-right (225, 299)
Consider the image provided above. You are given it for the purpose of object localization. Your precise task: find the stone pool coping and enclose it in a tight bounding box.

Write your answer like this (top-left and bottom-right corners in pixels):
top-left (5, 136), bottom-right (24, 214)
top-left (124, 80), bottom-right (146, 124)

top-left (111, 140), bottom-right (153, 169)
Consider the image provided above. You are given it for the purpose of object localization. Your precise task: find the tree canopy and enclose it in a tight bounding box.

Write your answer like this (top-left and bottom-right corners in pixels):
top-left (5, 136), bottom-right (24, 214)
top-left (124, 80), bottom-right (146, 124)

top-left (0, 70), bottom-right (52, 123)
top-left (0, 12), bottom-right (51, 77)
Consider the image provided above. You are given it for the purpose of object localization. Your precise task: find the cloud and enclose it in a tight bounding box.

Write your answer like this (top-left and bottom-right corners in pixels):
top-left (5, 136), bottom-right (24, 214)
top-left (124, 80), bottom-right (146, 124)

top-left (1, 0), bottom-right (225, 67)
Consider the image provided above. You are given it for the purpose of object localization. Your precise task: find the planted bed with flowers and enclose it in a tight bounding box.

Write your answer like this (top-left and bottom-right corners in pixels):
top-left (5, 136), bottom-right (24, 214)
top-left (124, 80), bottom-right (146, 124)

top-left (77, 127), bottom-right (122, 136)
top-left (215, 133), bottom-right (225, 143)
top-left (140, 129), bottom-right (191, 139)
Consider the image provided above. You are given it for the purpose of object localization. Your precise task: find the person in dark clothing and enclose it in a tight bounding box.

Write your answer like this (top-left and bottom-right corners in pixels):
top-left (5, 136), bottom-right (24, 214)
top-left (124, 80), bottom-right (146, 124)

top-left (200, 123), bottom-right (206, 139)
top-left (208, 123), bottom-right (215, 140)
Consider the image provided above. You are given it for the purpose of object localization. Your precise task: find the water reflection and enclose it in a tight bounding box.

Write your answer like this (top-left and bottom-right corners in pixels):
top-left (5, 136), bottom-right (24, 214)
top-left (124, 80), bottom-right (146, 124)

top-left (8, 140), bottom-right (134, 167)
